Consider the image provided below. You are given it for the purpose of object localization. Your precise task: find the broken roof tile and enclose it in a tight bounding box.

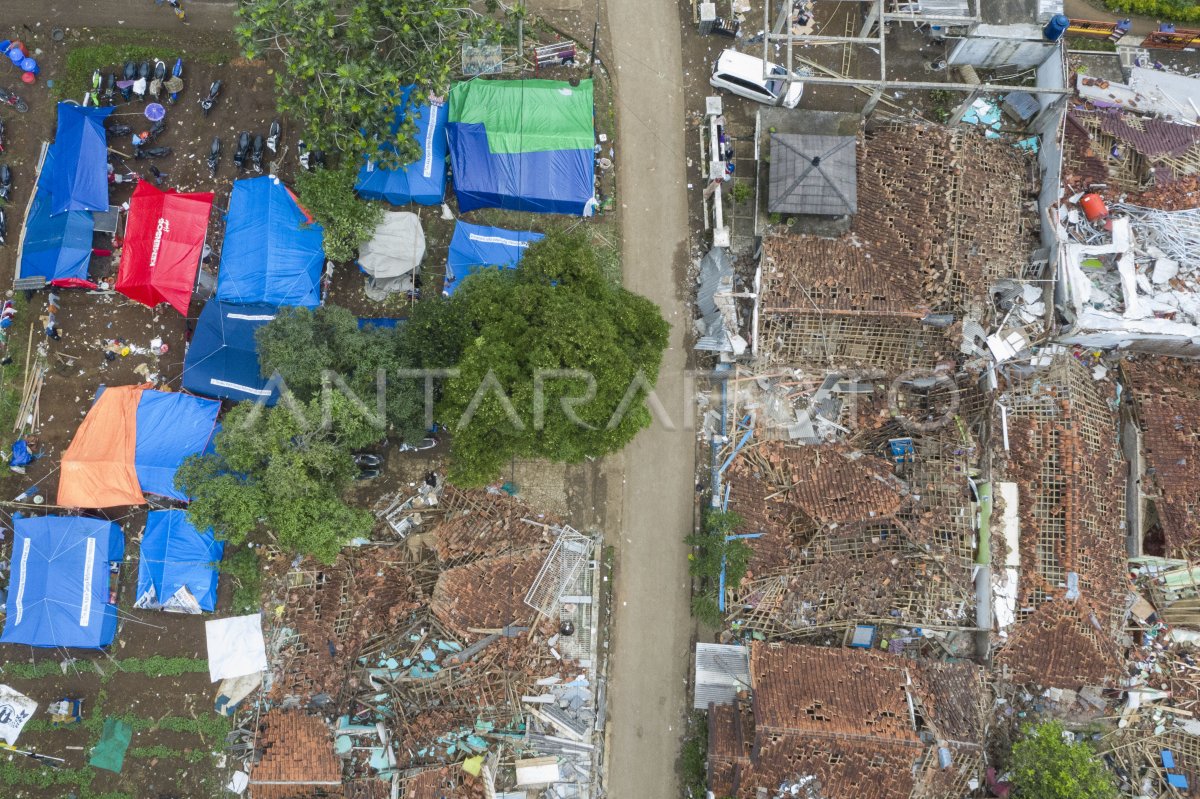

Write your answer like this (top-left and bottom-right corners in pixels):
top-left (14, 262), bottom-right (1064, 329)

top-left (430, 550), bottom-right (546, 636)
top-left (250, 711), bottom-right (344, 799)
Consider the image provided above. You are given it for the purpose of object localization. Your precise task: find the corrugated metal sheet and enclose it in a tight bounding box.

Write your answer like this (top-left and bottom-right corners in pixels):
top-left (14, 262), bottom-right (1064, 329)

top-left (694, 643), bottom-right (750, 709)
top-left (695, 247), bottom-right (738, 353)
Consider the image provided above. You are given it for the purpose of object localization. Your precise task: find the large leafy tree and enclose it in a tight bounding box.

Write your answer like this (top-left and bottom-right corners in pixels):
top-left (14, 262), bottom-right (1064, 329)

top-left (295, 164), bottom-right (383, 263)
top-left (437, 229), bottom-right (670, 486)
top-left (256, 304), bottom-right (429, 443)
top-left (235, 0), bottom-right (496, 165)
top-left (176, 394), bottom-right (380, 564)
top-left (1009, 721), bottom-right (1118, 799)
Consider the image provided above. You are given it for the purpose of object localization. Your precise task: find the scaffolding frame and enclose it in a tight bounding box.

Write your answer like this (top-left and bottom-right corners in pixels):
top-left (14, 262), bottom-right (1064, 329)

top-left (525, 525), bottom-right (596, 618)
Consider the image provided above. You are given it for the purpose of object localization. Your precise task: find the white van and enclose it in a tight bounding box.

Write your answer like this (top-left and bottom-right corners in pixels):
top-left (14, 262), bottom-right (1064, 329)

top-left (709, 49), bottom-right (804, 109)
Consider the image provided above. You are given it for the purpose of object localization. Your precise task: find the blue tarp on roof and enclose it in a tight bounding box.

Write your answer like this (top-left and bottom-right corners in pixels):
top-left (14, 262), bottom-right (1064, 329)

top-left (19, 146), bottom-right (95, 284)
top-left (47, 102), bottom-right (113, 215)
top-left (182, 300), bottom-right (280, 405)
top-left (134, 390), bottom-right (221, 500)
top-left (444, 221), bottom-right (543, 295)
top-left (356, 88), bottom-right (448, 206)
top-left (1, 514), bottom-right (124, 649)
top-left (136, 510), bottom-right (224, 613)
top-left (215, 177), bottom-right (325, 308)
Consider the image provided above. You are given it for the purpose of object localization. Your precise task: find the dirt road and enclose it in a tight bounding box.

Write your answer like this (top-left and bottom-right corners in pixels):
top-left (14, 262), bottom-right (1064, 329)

top-left (0, 0), bottom-right (235, 31)
top-left (604, 0), bottom-right (695, 795)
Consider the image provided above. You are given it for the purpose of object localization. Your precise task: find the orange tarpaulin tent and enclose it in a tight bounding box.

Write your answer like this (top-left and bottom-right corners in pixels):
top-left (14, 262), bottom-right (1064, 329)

top-left (57, 385), bottom-right (146, 508)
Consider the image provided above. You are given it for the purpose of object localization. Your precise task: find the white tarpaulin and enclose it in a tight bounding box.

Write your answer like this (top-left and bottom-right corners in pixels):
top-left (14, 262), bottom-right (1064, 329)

top-left (205, 614), bottom-right (267, 682)
top-left (0, 685), bottom-right (37, 745)
top-left (358, 211), bottom-right (425, 301)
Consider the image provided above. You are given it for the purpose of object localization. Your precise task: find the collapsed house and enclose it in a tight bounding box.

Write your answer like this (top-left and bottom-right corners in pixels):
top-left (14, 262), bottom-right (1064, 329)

top-left (249, 711), bottom-right (344, 799)
top-left (707, 642), bottom-right (986, 799)
top-left (1064, 109), bottom-right (1200, 196)
top-left (753, 123), bottom-right (1041, 372)
top-left (991, 354), bottom-right (1129, 689)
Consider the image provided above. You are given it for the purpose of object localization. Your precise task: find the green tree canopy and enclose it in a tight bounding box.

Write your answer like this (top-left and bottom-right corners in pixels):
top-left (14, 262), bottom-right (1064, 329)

top-left (436, 229), bottom-right (670, 486)
top-left (256, 304), bottom-right (428, 443)
top-left (235, 0), bottom-right (497, 165)
top-left (295, 163), bottom-right (383, 263)
top-left (1008, 721), bottom-right (1118, 799)
top-left (176, 394), bottom-right (379, 563)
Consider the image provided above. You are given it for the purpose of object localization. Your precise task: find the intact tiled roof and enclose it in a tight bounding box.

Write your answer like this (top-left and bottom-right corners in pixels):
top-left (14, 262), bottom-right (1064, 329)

top-left (768, 134), bottom-right (858, 216)
top-left (751, 643), bottom-right (919, 742)
top-left (1125, 357), bottom-right (1200, 558)
top-left (430, 550), bottom-right (545, 635)
top-left (250, 711), bottom-right (343, 799)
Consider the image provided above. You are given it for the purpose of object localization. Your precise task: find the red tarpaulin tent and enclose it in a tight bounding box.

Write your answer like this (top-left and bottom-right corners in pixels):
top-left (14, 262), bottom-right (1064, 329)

top-left (115, 182), bottom-right (214, 315)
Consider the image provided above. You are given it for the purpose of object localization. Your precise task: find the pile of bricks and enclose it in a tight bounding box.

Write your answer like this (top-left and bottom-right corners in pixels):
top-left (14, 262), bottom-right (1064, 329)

top-left (430, 549), bottom-right (547, 636)
top-left (708, 642), bottom-right (985, 799)
top-left (432, 486), bottom-right (563, 564)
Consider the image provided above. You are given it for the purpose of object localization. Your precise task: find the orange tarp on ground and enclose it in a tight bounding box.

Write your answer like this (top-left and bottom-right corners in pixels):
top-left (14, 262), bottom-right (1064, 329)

top-left (57, 385), bottom-right (146, 508)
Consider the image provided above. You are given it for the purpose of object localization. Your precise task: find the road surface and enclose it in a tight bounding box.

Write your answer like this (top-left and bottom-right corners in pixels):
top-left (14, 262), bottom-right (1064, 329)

top-left (604, 0), bottom-right (695, 795)
top-left (0, 0), bottom-right (236, 32)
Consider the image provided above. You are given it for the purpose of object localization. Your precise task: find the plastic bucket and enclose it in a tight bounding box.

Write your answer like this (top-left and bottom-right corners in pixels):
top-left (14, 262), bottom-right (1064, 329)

top-left (19, 57), bottom-right (37, 75)
top-left (8, 48), bottom-right (25, 66)
top-left (21, 72), bottom-right (34, 85)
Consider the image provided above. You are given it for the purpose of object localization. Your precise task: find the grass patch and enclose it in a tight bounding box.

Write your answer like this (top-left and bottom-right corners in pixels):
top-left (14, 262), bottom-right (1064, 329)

top-left (129, 745), bottom-right (211, 763)
top-left (57, 29), bottom-right (232, 100)
top-left (1066, 36), bottom-right (1117, 52)
top-left (680, 711), bottom-right (709, 798)
top-left (2, 656), bottom-right (207, 683)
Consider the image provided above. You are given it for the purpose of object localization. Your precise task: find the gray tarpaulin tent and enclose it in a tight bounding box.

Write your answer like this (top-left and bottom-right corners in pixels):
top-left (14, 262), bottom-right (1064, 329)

top-left (357, 211), bottom-right (426, 301)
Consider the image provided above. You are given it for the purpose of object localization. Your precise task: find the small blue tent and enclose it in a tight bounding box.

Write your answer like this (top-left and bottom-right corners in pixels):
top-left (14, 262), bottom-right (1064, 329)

top-left (18, 146), bottom-right (95, 286)
top-left (356, 88), bottom-right (448, 206)
top-left (182, 300), bottom-right (280, 405)
top-left (133, 390), bottom-right (221, 500)
top-left (215, 177), bottom-right (325, 308)
top-left (444, 221), bottom-right (544, 295)
top-left (135, 510), bottom-right (224, 614)
top-left (1, 514), bottom-right (125, 649)
top-left (47, 102), bottom-right (113, 215)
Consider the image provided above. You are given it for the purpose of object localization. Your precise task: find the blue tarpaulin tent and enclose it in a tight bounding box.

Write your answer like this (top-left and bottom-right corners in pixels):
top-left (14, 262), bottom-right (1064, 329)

top-left (447, 79), bottom-right (596, 216)
top-left (18, 145), bottom-right (96, 286)
top-left (1, 514), bottom-right (124, 649)
top-left (182, 301), bottom-right (280, 405)
top-left (47, 102), bottom-right (113, 215)
top-left (133, 390), bottom-right (221, 500)
top-left (356, 88), bottom-right (448, 206)
top-left (135, 510), bottom-right (224, 614)
top-left (215, 177), bottom-right (325, 307)
top-left (444, 221), bottom-right (544, 295)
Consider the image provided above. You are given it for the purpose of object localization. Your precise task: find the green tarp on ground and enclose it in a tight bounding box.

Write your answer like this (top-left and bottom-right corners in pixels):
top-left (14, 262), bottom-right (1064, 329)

top-left (448, 79), bottom-right (594, 154)
top-left (89, 718), bottom-right (132, 773)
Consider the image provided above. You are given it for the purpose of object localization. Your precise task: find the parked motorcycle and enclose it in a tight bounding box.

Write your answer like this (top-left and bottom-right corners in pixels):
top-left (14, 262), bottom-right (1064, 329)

top-left (207, 136), bottom-right (221, 177)
top-left (148, 120), bottom-right (166, 142)
top-left (103, 72), bottom-right (116, 105)
top-left (134, 146), bottom-right (172, 160)
top-left (0, 208), bottom-right (7, 245)
top-left (199, 79), bottom-right (221, 116)
top-left (298, 140), bottom-right (324, 171)
top-left (0, 165), bottom-right (11, 202)
top-left (251, 134), bottom-right (264, 174)
top-left (233, 131), bottom-right (250, 172)
top-left (121, 61), bottom-right (136, 101)
top-left (167, 58), bottom-right (183, 105)
top-left (133, 61), bottom-right (150, 100)
top-left (0, 87), bottom-right (29, 113)
top-left (0, 119), bottom-right (6, 153)
top-left (86, 69), bottom-right (101, 107)
top-left (266, 120), bottom-right (280, 154)
top-left (107, 124), bottom-right (133, 138)
top-left (150, 59), bottom-right (166, 98)
top-left (397, 437), bottom-right (439, 453)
